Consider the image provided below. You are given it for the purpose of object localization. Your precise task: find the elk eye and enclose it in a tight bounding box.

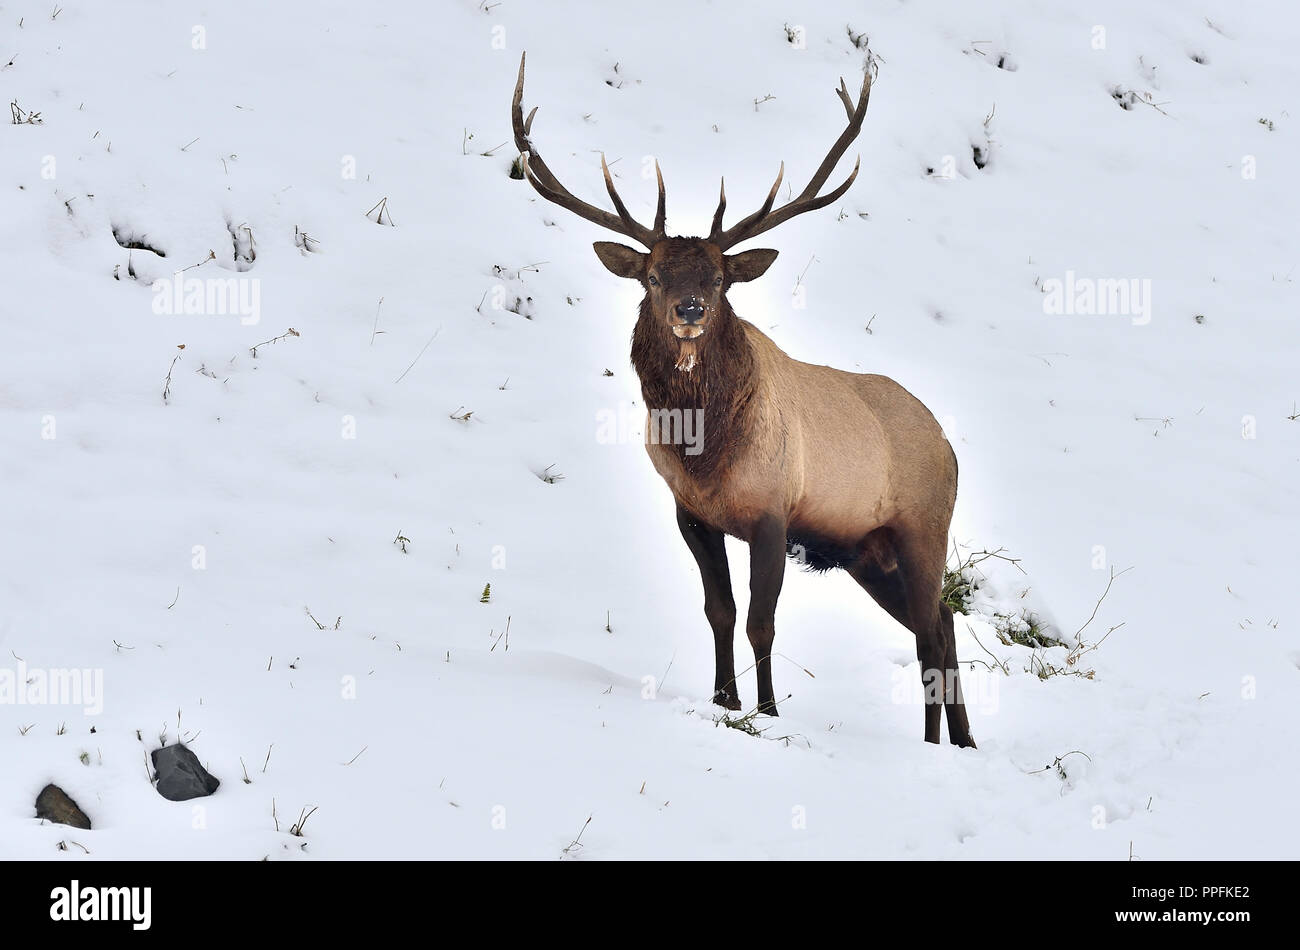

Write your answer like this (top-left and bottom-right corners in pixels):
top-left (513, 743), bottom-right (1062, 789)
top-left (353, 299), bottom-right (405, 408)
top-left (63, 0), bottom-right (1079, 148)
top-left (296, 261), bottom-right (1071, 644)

top-left (713, 276), bottom-right (723, 287)
top-left (648, 275), bottom-right (660, 287)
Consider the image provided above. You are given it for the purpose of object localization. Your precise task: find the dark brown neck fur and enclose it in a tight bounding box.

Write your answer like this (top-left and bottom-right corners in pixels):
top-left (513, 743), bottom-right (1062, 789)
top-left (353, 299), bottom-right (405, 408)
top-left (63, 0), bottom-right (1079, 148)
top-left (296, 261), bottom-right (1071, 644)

top-left (630, 295), bottom-right (757, 478)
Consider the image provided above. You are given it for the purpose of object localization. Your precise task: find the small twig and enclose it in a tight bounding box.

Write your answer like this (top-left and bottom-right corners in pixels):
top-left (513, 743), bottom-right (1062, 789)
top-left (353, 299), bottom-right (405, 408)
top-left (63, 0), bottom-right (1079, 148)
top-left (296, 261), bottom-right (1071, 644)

top-left (1134, 414), bottom-right (1173, 428)
top-left (365, 197), bottom-right (394, 226)
top-left (772, 652), bottom-right (816, 679)
top-left (490, 616), bottom-right (512, 653)
top-left (658, 651), bottom-right (676, 693)
top-left (965, 624), bottom-right (1010, 675)
top-left (162, 349), bottom-right (183, 404)
top-left (176, 250), bottom-right (217, 273)
top-left (1027, 750), bottom-right (1092, 776)
top-left (249, 327), bottom-right (300, 358)
top-left (1072, 566), bottom-right (1132, 643)
top-left (289, 806), bottom-right (319, 837)
top-left (293, 225), bottom-right (320, 252)
top-left (561, 815), bottom-right (593, 857)
top-left (370, 297), bottom-right (385, 345)
top-left (1133, 92), bottom-right (1171, 116)
top-left (393, 327), bottom-right (441, 383)
top-left (793, 254), bottom-right (816, 290)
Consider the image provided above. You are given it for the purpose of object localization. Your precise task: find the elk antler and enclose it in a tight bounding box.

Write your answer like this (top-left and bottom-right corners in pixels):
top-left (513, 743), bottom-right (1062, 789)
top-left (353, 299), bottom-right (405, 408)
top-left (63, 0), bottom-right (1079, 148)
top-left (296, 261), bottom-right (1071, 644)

top-left (512, 52), bottom-right (666, 249)
top-left (709, 71), bottom-right (871, 250)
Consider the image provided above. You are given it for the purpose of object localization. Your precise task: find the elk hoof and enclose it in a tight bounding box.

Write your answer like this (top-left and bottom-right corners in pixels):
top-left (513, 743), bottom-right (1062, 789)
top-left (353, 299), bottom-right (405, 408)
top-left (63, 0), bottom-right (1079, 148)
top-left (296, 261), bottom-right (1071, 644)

top-left (757, 700), bottom-right (780, 717)
top-left (712, 689), bottom-right (742, 711)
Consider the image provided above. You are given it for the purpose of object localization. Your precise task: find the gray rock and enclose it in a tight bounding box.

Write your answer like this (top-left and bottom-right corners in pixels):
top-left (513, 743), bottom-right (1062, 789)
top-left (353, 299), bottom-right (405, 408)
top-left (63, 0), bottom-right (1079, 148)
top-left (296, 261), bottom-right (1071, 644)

top-left (36, 783), bottom-right (92, 829)
top-left (151, 744), bottom-right (220, 801)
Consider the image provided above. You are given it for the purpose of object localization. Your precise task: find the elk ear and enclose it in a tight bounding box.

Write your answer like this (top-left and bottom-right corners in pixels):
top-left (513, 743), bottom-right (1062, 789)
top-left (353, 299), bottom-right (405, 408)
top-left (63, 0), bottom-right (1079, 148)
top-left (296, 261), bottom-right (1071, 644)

top-left (593, 242), bottom-right (647, 281)
top-left (725, 248), bottom-right (779, 283)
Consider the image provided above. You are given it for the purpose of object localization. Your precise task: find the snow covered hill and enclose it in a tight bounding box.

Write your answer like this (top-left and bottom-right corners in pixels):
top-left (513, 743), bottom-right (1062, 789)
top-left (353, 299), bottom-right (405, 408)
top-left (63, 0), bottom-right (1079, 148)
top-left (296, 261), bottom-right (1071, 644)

top-left (1, 0), bottom-right (1296, 858)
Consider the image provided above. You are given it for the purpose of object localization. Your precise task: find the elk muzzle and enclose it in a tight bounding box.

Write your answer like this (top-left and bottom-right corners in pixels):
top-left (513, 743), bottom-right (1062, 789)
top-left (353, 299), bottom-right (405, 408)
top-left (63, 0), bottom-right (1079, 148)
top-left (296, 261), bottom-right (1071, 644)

top-left (671, 296), bottom-right (709, 339)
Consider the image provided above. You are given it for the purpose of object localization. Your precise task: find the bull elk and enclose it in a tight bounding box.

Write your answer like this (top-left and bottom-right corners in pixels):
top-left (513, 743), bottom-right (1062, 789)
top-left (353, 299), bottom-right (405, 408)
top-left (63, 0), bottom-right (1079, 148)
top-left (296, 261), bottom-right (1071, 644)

top-left (511, 53), bottom-right (975, 747)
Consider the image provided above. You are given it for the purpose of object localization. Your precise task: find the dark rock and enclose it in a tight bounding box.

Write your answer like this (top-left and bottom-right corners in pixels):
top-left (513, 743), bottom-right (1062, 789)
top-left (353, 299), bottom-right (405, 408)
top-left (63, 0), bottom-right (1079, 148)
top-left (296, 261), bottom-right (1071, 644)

top-left (151, 744), bottom-right (220, 801)
top-left (36, 783), bottom-right (91, 829)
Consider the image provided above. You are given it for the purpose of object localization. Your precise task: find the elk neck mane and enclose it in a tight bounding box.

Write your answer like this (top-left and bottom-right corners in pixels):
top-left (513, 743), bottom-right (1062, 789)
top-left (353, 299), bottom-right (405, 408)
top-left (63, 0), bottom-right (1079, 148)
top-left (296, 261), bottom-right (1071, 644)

top-left (629, 292), bottom-right (757, 478)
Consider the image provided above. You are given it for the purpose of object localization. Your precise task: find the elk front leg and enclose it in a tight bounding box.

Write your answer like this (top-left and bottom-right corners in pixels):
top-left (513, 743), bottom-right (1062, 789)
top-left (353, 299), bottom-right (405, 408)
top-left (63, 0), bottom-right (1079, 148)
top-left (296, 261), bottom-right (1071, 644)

top-left (676, 504), bottom-right (740, 710)
top-left (747, 515), bottom-right (788, 716)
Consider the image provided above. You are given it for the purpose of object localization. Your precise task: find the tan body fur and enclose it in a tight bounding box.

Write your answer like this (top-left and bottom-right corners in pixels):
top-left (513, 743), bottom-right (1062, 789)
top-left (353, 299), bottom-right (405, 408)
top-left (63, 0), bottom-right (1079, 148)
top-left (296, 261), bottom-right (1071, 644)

top-left (646, 320), bottom-right (955, 559)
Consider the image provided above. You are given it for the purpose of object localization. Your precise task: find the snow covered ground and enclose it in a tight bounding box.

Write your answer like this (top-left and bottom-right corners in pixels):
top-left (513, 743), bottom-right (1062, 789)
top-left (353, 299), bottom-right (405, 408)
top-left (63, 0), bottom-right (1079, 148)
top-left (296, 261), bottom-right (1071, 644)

top-left (1, 0), bottom-right (1297, 859)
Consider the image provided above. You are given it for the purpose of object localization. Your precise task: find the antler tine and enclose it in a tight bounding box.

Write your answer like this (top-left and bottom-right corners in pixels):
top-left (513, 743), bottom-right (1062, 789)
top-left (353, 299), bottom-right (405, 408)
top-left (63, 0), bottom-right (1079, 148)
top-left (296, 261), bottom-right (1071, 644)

top-left (600, 155), bottom-right (642, 234)
top-left (652, 160), bottom-right (666, 237)
top-left (717, 163), bottom-right (784, 245)
top-left (511, 52), bottom-right (661, 248)
top-left (835, 77), bottom-right (855, 120)
top-left (598, 155), bottom-right (667, 243)
top-left (511, 54), bottom-right (538, 164)
top-left (715, 69), bottom-right (871, 250)
top-left (780, 155), bottom-right (859, 216)
top-left (789, 71), bottom-right (870, 205)
top-left (708, 178), bottom-right (727, 239)
top-left (511, 53), bottom-right (569, 201)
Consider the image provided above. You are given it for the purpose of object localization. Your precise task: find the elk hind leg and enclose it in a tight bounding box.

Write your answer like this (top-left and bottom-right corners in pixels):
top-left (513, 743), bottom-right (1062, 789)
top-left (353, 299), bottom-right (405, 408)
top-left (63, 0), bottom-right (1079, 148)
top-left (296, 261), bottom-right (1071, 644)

top-left (849, 528), bottom-right (946, 745)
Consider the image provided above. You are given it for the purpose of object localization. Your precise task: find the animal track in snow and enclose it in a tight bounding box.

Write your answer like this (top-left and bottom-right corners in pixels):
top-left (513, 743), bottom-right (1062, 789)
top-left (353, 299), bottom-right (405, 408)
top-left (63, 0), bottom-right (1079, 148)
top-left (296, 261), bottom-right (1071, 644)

top-left (227, 219), bottom-right (256, 271)
top-left (965, 44), bottom-right (1018, 72)
top-left (602, 61), bottom-right (639, 90)
top-left (111, 224), bottom-right (165, 257)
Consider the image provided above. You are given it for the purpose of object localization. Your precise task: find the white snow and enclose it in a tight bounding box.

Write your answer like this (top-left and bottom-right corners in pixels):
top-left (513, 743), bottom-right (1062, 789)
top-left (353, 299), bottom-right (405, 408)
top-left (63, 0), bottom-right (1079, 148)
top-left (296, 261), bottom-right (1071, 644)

top-left (1, 0), bottom-right (1297, 859)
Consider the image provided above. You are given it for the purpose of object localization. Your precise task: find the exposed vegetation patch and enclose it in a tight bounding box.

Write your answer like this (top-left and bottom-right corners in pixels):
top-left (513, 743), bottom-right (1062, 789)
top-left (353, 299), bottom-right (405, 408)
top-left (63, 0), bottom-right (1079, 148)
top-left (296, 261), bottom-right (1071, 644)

top-left (112, 225), bottom-right (166, 257)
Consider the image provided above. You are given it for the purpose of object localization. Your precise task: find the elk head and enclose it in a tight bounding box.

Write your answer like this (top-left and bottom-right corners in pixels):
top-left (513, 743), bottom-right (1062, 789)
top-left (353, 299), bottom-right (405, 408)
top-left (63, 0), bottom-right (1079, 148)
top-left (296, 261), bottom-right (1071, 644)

top-left (511, 53), bottom-right (871, 372)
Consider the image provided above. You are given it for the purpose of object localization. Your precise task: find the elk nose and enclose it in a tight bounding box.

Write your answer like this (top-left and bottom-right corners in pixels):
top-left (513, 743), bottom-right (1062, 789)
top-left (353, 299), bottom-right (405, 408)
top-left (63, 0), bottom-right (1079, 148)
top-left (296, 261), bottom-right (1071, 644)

top-left (675, 301), bottom-right (705, 324)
